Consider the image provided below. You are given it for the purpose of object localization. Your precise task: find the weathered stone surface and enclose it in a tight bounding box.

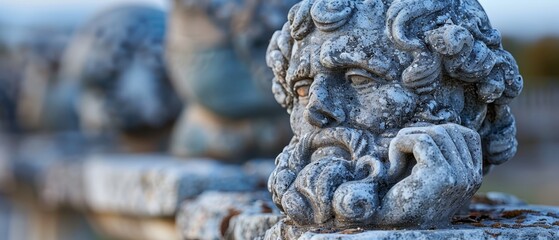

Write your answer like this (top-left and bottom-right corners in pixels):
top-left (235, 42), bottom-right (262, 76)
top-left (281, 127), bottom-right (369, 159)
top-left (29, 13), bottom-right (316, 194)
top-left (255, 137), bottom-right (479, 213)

top-left (298, 228), bottom-right (557, 240)
top-left (41, 161), bottom-right (88, 209)
top-left (42, 155), bottom-right (272, 217)
top-left (266, 0), bottom-right (523, 231)
top-left (166, 0), bottom-right (295, 162)
top-left (226, 214), bottom-right (283, 240)
top-left (177, 191), bottom-right (279, 240)
top-left (265, 204), bottom-right (559, 240)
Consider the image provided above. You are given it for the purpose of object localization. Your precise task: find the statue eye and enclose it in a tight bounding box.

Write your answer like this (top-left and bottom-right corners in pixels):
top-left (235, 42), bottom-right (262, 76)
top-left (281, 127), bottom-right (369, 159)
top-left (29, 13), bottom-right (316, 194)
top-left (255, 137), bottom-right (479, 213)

top-left (346, 69), bottom-right (384, 86)
top-left (293, 79), bottom-right (313, 98)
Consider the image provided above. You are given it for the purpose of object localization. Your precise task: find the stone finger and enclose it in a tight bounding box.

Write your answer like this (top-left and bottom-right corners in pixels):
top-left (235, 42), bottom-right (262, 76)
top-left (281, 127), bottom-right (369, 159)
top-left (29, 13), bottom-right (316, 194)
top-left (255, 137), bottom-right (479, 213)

top-left (442, 124), bottom-right (480, 191)
top-left (408, 126), bottom-right (461, 169)
top-left (405, 127), bottom-right (469, 200)
top-left (442, 124), bottom-right (474, 174)
top-left (389, 133), bottom-right (448, 179)
top-left (459, 127), bottom-right (483, 177)
top-left (422, 125), bottom-right (466, 184)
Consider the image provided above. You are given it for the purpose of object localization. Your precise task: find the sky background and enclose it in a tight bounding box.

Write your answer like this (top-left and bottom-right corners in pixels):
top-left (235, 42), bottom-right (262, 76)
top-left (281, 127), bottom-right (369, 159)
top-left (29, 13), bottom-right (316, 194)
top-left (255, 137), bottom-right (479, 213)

top-left (0, 0), bottom-right (558, 40)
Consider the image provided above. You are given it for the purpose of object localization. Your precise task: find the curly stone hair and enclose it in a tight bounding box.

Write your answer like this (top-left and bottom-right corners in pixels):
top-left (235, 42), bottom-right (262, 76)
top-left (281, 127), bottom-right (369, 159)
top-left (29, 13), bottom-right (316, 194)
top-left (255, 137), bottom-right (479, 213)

top-left (266, 0), bottom-right (523, 172)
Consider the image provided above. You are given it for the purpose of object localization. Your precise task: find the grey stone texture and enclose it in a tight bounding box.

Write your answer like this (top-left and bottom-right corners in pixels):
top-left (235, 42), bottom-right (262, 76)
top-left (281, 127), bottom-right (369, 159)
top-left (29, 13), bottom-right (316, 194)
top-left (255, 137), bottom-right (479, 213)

top-left (42, 155), bottom-right (274, 217)
top-left (226, 214), bottom-right (283, 240)
top-left (266, 0), bottom-right (523, 232)
top-left (264, 204), bottom-right (559, 240)
top-left (166, 0), bottom-right (296, 162)
top-left (177, 191), bottom-right (280, 240)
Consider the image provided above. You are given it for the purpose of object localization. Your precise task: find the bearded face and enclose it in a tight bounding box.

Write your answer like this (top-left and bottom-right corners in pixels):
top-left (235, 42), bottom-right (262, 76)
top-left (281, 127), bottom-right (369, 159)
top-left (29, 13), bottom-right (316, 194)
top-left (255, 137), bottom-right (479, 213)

top-left (267, 0), bottom-right (522, 230)
top-left (270, 1), bottom-right (422, 227)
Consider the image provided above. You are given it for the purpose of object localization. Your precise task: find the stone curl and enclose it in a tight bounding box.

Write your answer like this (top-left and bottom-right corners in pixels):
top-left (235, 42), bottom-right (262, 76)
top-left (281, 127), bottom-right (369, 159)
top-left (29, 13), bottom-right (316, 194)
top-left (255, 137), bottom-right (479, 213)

top-left (389, 0), bottom-right (523, 170)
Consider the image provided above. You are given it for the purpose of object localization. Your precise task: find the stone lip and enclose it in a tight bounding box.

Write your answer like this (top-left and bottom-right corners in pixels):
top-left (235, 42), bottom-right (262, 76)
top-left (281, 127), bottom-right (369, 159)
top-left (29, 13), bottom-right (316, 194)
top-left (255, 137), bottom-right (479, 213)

top-left (265, 203), bottom-right (559, 240)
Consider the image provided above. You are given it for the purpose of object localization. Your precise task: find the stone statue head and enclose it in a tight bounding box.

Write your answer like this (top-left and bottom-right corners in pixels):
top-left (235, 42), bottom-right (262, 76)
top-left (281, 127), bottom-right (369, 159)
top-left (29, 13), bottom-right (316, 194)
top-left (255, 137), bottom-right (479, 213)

top-left (58, 5), bottom-right (181, 135)
top-left (266, 0), bottom-right (523, 230)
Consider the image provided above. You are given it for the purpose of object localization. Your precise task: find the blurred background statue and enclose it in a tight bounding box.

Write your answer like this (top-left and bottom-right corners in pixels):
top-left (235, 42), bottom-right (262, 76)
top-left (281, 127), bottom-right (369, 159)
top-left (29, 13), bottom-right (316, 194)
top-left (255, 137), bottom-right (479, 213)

top-left (52, 5), bottom-right (182, 152)
top-left (17, 30), bottom-right (71, 133)
top-left (165, 0), bottom-right (298, 162)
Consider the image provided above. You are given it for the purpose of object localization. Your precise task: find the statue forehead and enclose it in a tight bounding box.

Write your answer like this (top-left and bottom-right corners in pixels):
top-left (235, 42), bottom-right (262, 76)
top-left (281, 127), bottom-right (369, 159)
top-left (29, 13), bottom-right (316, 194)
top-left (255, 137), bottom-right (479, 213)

top-left (284, 1), bottom-right (409, 86)
top-left (286, 27), bottom-right (406, 86)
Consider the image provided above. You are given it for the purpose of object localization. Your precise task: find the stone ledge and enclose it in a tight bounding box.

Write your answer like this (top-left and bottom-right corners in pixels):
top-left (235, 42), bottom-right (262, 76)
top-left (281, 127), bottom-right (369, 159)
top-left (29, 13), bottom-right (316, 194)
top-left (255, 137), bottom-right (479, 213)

top-left (227, 214), bottom-right (283, 240)
top-left (298, 228), bottom-right (558, 240)
top-left (41, 155), bottom-right (274, 217)
top-left (265, 204), bottom-right (559, 240)
top-left (177, 191), bottom-right (280, 240)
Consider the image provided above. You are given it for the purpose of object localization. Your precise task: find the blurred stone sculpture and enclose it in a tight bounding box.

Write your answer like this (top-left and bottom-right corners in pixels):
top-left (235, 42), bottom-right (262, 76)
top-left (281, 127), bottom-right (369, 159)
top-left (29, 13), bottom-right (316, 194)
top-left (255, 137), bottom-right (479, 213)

top-left (265, 0), bottom-right (523, 236)
top-left (0, 27), bottom-right (75, 134)
top-left (56, 5), bottom-right (181, 151)
top-left (166, 0), bottom-right (297, 162)
top-left (17, 30), bottom-right (71, 132)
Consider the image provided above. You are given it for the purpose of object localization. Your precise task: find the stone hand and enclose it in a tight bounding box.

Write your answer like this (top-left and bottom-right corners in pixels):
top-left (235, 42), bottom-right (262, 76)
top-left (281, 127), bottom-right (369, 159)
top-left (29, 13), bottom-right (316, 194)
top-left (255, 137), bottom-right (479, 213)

top-left (376, 123), bottom-right (483, 228)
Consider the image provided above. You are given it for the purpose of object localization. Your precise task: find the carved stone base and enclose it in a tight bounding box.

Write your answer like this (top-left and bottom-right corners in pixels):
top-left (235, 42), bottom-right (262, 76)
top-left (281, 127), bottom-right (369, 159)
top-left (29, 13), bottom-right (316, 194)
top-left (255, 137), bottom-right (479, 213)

top-left (264, 203), bottom-right (559, 240)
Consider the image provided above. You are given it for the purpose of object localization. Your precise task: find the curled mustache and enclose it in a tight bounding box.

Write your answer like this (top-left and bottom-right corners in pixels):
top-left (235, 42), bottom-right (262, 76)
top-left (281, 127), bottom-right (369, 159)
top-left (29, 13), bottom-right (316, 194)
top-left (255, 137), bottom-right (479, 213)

top-left (269, 127), bottom-right (402, 226)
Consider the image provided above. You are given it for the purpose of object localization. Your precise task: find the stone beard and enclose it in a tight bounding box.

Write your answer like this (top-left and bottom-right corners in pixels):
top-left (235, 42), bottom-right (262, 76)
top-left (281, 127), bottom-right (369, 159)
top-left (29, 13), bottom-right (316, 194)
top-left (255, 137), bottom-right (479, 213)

top-left (266, 0), bottom-right (523, 231)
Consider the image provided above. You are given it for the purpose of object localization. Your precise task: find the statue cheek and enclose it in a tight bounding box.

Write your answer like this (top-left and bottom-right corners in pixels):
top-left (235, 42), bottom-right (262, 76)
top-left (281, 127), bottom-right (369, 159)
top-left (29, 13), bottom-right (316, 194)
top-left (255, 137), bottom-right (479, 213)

top-left (377, 85), bottom-right (418, 129)
top-left (351, 85), bottom-right (418, 131)
top-left (348, 91), bottom-right (384, 131)
top-left (290, 103), bottom-right (308, 135)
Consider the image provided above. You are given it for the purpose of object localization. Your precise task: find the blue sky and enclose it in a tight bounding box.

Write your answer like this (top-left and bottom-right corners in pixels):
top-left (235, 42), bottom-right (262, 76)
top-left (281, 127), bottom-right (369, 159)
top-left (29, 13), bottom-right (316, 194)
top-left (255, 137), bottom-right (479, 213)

top-left (0, 0), bottom-right (558, 40)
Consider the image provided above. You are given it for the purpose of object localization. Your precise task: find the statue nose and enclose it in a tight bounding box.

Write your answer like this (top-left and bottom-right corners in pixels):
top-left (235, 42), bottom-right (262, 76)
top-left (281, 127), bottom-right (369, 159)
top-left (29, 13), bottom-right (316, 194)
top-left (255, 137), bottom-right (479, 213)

top-left (304, 90), bottom-right (346, 128)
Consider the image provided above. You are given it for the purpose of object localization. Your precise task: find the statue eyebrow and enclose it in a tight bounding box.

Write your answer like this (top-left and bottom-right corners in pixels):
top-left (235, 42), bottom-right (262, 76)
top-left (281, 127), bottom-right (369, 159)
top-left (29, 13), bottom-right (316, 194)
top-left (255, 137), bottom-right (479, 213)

top-left (287, 51), bottom-right (313, 90)
top-left (319, 46), bottom-right (393, 79)
top-left (366, 57), bottom-right (392, 78)
top-left (323, 60), bottom-right (390, 80)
